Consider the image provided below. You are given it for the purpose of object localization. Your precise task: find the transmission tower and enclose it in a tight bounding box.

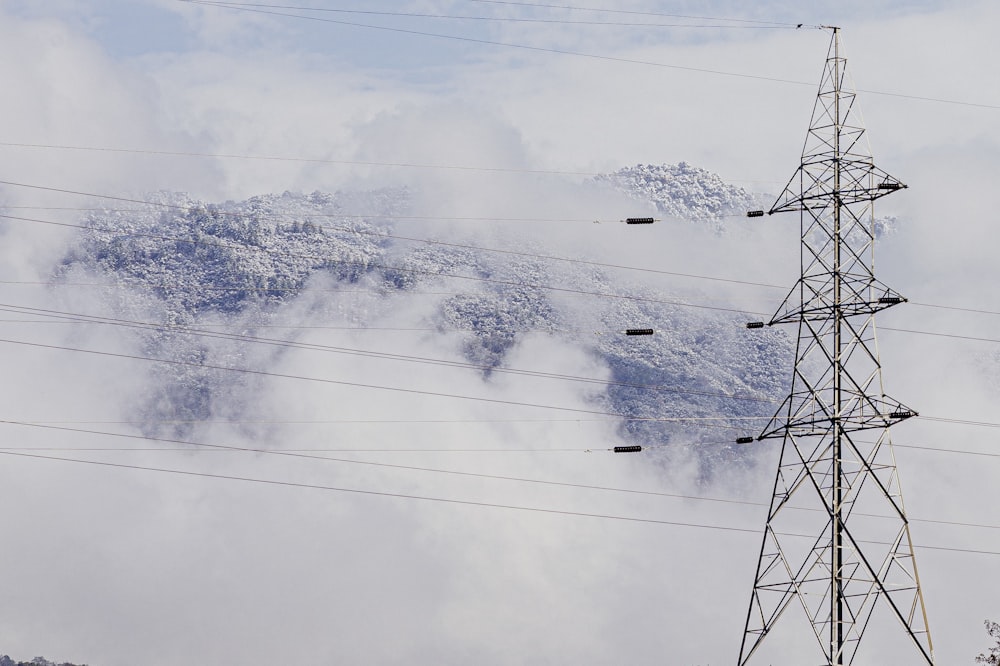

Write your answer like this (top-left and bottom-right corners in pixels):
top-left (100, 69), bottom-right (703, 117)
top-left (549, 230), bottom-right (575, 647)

top-left (737, 28), bottom-right (934, 666)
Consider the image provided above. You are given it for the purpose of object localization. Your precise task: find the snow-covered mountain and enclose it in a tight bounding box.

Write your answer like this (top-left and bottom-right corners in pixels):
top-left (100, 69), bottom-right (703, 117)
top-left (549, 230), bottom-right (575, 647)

top-left (595, 162), bottom-right (770, 227)
top-left (51, 163), bottom-right (793, 477)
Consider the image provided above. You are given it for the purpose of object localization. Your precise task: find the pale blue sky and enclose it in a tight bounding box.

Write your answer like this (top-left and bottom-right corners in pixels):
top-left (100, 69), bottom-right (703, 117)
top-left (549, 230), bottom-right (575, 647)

top-left (0, 0), bottom-right (967, 67)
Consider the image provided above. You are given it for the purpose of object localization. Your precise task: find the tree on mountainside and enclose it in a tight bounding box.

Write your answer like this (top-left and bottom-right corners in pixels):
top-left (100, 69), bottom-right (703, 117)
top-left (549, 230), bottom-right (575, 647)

top-left (977, 620), bottom-right (1000, 665)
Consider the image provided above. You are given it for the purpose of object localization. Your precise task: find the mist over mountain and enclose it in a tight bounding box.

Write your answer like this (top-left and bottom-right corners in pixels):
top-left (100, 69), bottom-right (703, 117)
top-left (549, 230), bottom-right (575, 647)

top-left (49, 163), bottom-right (794, 479)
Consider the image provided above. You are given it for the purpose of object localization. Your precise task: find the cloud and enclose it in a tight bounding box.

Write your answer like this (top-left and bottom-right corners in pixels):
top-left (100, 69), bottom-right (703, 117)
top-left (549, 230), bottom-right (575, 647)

top-left (0, 2), bottom-right (997, 665)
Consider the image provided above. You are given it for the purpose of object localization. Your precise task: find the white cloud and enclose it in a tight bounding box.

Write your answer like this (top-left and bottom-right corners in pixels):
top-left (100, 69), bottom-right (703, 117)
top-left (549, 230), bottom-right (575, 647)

top-left (0, 1), bottom-right (997, 664)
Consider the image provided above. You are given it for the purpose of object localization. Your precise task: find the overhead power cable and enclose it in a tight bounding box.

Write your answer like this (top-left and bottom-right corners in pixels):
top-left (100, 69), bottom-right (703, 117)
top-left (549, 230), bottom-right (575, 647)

top-left (919, 415), bottom-right (1000, 429)
top-left (0, 202), bottom-right (608, 224)
top-left (0, 445), bottom-right (596, 452)
top-left (3, 441), bottom-right (998, 459)
top-left (458, 0), bottom-right (807, 25)
top-left (4, 219), bottom-right (998, 352)
top-left (8, 181), bottom-right (995, 330)
top-left (176, 1), bottom-right (803, 28)
top-left (908, 302), bottom-right (1000, 317)
top-left (4, 448), bottom-right (999, 557)
top-left (0, 209), bottom-right (761, 317)
top-left (5, 178), bottom-right (1000, 321)
top-left (0, 279), bottom-right (492, 301)
top-left (0, 317), bottom-right (449, 332)
top-left (0, 141), bottom-right (600, 177)
top-left (877, 326), bottom-right (1000, 346)
top-left (3, 277), bottom-right (994, 327)
top-left (4, 218), bottom-right (998, 352)
top-left (0, 300), bottom-right (778, 405)
top-left (3, 221), bottom-right (997, 351)
top-left (894, 443), bottom-right (1000, 458)
top-left (0, 142), bottom-right (781, 189)
top-left (0, 335), bottom-right (754, 429)
top-left (0, 206), bottom-right (782, 289)
top-left (0, 448), bottom-right (781, 534)
top-left (179, 0), bottom-right (829, 85)
top-left (178, 0), bottom-right (1000, 110)
top-left (1, 420), bottom-right (996, 533)
top-left (0, 419), bottom-right (995, 459)
top-left (0, 420), bottom-right (727, 499)
top-left (5, 440), bottom-right (997, 459)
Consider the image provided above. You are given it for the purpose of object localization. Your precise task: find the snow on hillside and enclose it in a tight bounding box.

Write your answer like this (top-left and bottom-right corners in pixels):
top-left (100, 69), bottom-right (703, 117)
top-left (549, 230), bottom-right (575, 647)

top-left (595, 162), bottom-right (769, 226)
top-left (50, 163), bottom-right (793, 475)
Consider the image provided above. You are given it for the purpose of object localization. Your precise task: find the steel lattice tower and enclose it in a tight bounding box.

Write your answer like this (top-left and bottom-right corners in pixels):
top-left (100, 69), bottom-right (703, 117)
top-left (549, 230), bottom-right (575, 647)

top-left (738, 28), bottom-right (934, 666)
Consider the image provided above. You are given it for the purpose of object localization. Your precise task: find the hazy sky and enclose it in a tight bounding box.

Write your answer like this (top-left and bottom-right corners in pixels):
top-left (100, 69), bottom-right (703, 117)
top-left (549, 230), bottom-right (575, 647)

top-left (0, 1), bottom-right (997, 665)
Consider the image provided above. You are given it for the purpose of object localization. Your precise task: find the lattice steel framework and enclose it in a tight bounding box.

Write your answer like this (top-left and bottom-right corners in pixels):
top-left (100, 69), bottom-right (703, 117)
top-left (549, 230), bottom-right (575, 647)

top-left (738, 28), bottom-right (934, 666)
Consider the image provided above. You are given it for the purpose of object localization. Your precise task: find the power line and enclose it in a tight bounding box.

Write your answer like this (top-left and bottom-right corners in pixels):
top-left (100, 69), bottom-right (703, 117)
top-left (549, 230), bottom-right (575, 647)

top-left (0, 420), bottom-right (732, 499)
top-left (21, 299), bottom-right (1000, 440)
top-left (0, 418), bottom-right (995, 458)
top-left (457, 0), bottom-right (807, 26)
top-left (0, 203), bottom-right (606, 223)
top-left (908, 301), bottom-right (1000, 317)
top-left (3, 448), bottom-right (998, 557)
top-left (0, 301), bottom-right (778, 405)
top-left (179, 0), bottom-right (828, 85)
top-left (6, 179), bottom-right (1000, 320)
top-left (0, 447), bottom-right (773, 533)
top-left (4, 210), bottom-right (999, 364)
top-left (879, 326), bottom-right (1000, 346)
top-left (0, 335), bottom-right (756, 429)
top-left (0, 318), bottom-right (450, 332)
top-left (7, 441), bottom-right (999, 459)
top-left (8, 278), bottom-right (1000, 346)
top-left (0, 142), bottom-right (782, 193)
top-left (0, 279), bottom-right (488, 300)
top-left (3, 212), bottom-right (998, 366)
top-left (0, 142), bottom-right (600, 177)
top-left (14, 179), bottom-right (996, 331)
top-left (179, 0), bottom-right (1000, 110)
top-left (7, 187), bottom-right (997, 386)
top-left (9, 418), bottom-right (610, 424)
top-left (3, 222), bottom-right (994, 353)
top-left (0, 445), bottom-right (595, 452)
top-left (894, 443), bottom-right (1000, 459)
top-left (1, 422), bottom-right (996, 532)
top-left (0, 209), bottom-right (761, 317)
top-left (7, 420), bottom-right (1000, 529)
top-left (919, 415), bottom-right (1000, 429)
top-left (0, 197), bottom-right (785, 290)
top-left (177, 1), bottom-right (803, 29)
top-left (3, 279), bottom-right (995, 329)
